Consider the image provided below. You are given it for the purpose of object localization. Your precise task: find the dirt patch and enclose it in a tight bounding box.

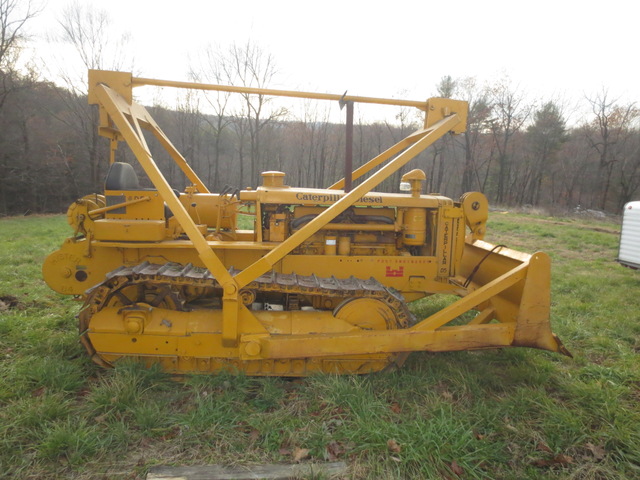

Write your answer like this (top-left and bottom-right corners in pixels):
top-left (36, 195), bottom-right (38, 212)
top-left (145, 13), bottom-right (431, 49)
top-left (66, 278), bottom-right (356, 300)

top-left (0, 295), bottom-right (20, 311)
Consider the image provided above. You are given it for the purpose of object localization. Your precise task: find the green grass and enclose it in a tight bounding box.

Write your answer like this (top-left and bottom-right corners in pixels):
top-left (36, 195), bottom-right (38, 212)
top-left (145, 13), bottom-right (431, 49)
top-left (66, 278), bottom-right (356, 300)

top-left (0, 213), bottom-right (639, 479)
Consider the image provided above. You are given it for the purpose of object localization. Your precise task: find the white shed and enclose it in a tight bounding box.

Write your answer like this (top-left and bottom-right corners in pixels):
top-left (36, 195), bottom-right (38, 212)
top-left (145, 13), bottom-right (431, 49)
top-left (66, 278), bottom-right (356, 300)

top-left (618, 201), bottom-right (640, 269)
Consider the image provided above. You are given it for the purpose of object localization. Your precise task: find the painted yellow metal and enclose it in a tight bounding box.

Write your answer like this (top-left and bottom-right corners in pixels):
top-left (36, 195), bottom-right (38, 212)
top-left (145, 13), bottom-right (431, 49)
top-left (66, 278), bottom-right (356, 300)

top-left (92, 84), bottom-right (234, 285)
top-left (132, 76), bottom-right (430, 109)
top-left (234, 117), bottom-right (461, 290)
top-left (42, 69), bottom-right (570, 376)
top-left (460, 192), bottom-right (489, 241)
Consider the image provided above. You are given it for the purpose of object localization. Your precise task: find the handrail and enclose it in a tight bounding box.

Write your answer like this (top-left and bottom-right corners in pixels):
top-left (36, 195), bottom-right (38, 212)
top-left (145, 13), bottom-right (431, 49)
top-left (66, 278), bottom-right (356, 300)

top-left (132, 76), bottom-right (429, 110)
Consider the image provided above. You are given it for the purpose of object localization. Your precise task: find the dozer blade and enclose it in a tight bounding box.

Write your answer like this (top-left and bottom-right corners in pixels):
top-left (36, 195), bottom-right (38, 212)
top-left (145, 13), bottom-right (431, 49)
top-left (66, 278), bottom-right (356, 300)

top-left (238, 240), bottom-right (571, 362)
top-left (451, 239), bottom-right (571, 356)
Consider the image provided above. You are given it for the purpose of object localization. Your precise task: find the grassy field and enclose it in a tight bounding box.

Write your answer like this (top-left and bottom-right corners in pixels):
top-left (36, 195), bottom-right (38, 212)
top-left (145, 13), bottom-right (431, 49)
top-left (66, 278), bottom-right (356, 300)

top-left (0, 213), bottom-right (638, 479)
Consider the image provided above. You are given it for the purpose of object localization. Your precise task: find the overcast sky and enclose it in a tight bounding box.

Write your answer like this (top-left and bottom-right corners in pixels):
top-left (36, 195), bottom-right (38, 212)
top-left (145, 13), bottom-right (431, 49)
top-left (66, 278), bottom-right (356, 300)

top-left (25, 0), bottom-right (638, 122)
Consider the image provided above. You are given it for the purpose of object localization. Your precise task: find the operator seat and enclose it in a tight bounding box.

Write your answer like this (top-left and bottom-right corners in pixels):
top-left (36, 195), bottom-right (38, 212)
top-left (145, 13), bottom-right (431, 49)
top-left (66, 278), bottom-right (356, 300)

top-left (105, 162), bottom-right (140, 190)
top-left (104, 162), bottom-right (175, 219)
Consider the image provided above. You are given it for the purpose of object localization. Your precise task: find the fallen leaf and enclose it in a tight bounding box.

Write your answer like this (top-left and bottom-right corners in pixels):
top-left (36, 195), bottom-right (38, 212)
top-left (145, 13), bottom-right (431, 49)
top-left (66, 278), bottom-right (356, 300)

top-left (450, 460), bottom-right (464, 476)
top-left (536, 441), bottom-right (553, 454)
top-left (326, 440), bottom-right (344, 461)
top-left (389, 402), bottom-right (402, 414)
top-left (505, 424), bottom-right (519, 433)
top-left (474, 431), bottom-right (485, 441)
top-left (75, 386), bottom-right (92, 397)
top-left (553, 454), bottom-right (574, 465)
top-left (31, 386), bottom-right (46, 397)
top-left (506, 442), bottom-right (520, 454)
top-left (390, 456), bottom-right (402, 463)
top-left (585, 442), bottom-right (606, 461)
top-left (532, 459), bottom-right (553, 468)
top-left (387, 439), bottom-right (401, 453)
top-left (94, 413), bottom-right (108, 424)
top-left (248, 429), bottom-right (260, 442)
top-left (330, 406), bottom-right (346, 417)
top-left (532, 454), bottom-right (574, 468)
top-left (159, 426), bottom-right (180, 441)
top-left (292, 447), bottom-right (310, 462)
top-left (278, 447), bottom-right (291, 456)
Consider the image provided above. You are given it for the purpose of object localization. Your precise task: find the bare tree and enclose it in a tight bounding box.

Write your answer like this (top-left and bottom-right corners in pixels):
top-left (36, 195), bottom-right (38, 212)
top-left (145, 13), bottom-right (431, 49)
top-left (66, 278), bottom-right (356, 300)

top-left (55, 1), bottom-right (131, 85)
top-left (616, 133), bottom-right (640, 209)
top-left (190, 47), bottom-right (235, 190)
top-left (0, 0), bottom-right (39, 110)
top-left (488, 77), bottom-right (531, 203)
top-left (383, 98), bottom-right (420, 191)
top-left (172, 89), bottom-right (203, 189)
top-left (551, 128), bottom-right (593, 208)
top-left (426, 76), bottom-right (458, 193)
top-left (194, 42), bottom-right (287, 188)
top-left (225, 41), bottom-right (288, 186)
top-left (454, 77), bottom-right (493, 193)
top-left (290, 99), bottom-right (334, 188)
top-left (584, 90), bottom-right (639, 210)
top-left (50, 2), bottom-right (132, 191)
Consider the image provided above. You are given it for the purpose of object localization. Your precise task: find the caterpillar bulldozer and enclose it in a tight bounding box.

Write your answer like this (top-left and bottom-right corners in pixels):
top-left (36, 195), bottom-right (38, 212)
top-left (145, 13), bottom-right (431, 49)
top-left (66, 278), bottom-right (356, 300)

top-left (42, 70), bottom-right (570, 376)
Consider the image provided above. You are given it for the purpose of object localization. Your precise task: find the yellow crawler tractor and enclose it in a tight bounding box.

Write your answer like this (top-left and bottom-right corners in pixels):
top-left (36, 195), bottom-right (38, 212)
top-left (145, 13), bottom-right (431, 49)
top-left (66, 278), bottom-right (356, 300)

top-left (43, 70), bottom-right (570, 376)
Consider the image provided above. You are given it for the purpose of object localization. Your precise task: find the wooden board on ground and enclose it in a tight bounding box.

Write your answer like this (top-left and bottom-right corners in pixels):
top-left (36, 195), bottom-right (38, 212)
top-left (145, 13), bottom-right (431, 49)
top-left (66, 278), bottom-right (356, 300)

top-left (146, 461), bottom-right (348, 480)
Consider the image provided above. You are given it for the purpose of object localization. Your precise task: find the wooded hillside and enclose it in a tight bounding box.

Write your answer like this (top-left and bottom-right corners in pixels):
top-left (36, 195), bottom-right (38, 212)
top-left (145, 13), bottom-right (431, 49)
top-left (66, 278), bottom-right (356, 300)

top-left (1, 2), bottom-right (638, 216)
